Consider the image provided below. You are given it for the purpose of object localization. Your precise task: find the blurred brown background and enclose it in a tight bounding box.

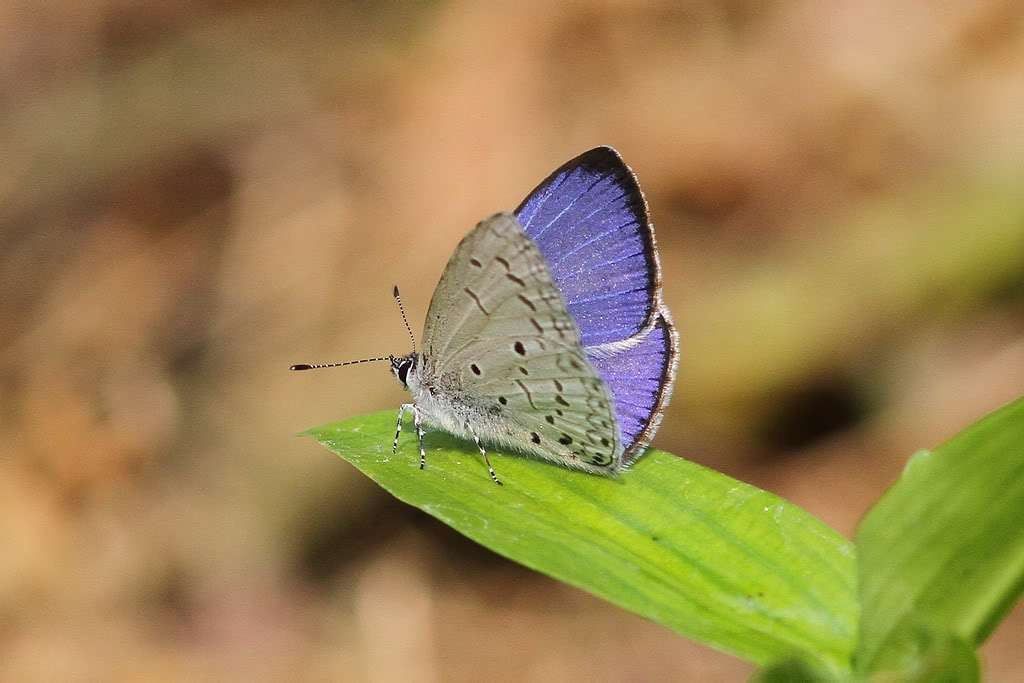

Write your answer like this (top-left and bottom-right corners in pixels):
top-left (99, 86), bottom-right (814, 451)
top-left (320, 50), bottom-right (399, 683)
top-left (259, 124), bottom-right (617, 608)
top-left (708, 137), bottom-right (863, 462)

top-left (2, 1), bottom-right (1023, 680)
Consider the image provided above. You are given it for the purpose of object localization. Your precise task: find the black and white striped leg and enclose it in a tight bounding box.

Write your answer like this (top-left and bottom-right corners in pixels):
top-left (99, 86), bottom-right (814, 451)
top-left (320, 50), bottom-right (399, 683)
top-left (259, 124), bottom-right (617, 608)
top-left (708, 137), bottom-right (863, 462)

top-left (413, 406), bottom-right (426, 470)
top-left (468, 424), bottom-right (502, 486)
top-left (393, 403), bottom-right (412, 454)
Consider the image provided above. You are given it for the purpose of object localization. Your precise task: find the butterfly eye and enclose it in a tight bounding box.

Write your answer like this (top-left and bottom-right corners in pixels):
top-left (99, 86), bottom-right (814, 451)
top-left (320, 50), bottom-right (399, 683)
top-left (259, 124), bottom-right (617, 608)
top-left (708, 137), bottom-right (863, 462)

top-left (397, 360), bottom-right (412, 385)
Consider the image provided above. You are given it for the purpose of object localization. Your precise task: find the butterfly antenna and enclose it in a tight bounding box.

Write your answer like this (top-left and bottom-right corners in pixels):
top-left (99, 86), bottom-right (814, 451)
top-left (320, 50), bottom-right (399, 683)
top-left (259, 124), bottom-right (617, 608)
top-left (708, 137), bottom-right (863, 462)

top-left (290, 357), bottom-right (389, 371)
top-left (393, 285), bottom-right (416, 353)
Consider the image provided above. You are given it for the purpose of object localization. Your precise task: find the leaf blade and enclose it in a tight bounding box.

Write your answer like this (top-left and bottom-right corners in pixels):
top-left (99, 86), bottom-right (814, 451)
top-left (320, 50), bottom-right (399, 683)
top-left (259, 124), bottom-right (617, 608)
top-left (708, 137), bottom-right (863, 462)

top-left (307, 410), bottom-right (857, 672)
top-left (855, 396), bottom-right (1024, 673)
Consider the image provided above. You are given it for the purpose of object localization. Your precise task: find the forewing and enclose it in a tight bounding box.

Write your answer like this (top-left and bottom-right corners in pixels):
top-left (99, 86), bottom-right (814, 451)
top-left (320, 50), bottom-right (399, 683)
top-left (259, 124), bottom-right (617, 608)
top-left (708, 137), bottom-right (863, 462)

top-left (423, 213), bottom-right (621, 470)
top-left (515, 146), bottom-right (658, 347)
top-left (516, 147), bottom-right (678, 457)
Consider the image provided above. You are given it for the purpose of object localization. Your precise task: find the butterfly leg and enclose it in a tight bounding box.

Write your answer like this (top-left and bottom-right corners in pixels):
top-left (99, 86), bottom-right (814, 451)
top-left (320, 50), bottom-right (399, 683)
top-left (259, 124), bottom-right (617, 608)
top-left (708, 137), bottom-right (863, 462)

top-left (468, 423), bottom-right (502, 486)
top-left (413, 405), bottom-right (427, 470)
top-left (392, 403), bottom-right (412, 454)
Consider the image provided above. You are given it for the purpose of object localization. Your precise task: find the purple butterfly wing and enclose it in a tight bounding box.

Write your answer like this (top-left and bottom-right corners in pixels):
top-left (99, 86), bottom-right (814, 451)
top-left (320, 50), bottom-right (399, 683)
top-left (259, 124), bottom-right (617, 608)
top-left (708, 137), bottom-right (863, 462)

top-left (587, 315), bottom-right (677, 464)
top-left (516, 147), bottom-right (654, 346)
top-left (516, 147), bottom-right (679, 462)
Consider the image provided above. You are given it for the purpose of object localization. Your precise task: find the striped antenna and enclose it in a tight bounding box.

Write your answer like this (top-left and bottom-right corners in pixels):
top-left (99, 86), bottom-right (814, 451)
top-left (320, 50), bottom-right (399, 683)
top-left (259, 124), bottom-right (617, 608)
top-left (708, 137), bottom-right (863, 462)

top-left (393, 285), bottom-right (416, 352)
top-left (290, 356), bottom-right (389, 371)
top-left (290, 286), bottom-right (415, 372)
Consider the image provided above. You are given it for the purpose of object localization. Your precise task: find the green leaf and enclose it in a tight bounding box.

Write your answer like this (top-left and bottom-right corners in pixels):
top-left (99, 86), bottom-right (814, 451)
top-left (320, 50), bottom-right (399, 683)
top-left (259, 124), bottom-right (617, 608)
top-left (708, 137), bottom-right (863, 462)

top-left (307, 410), bottom-right (857, 673)
top-left (750, 657), bottom-right (838, 683)
top-left (752, 628), bottom-right (981, 683)
top-left (855, 396), bottom-right (1024, 674)
top-left (862, 623), bottom-right (980, 683)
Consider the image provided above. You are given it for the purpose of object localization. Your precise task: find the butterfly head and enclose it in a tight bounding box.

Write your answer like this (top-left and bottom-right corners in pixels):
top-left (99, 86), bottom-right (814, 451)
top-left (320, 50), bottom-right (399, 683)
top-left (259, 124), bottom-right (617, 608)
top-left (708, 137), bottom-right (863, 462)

top-left (389, 352), bottom-right (418, 388)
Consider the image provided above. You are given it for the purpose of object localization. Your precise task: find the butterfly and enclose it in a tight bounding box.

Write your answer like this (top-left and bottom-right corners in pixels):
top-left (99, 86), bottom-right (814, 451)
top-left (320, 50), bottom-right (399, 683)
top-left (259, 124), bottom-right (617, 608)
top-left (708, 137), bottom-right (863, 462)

top-left (293, 147), bottom-right (678, 484)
